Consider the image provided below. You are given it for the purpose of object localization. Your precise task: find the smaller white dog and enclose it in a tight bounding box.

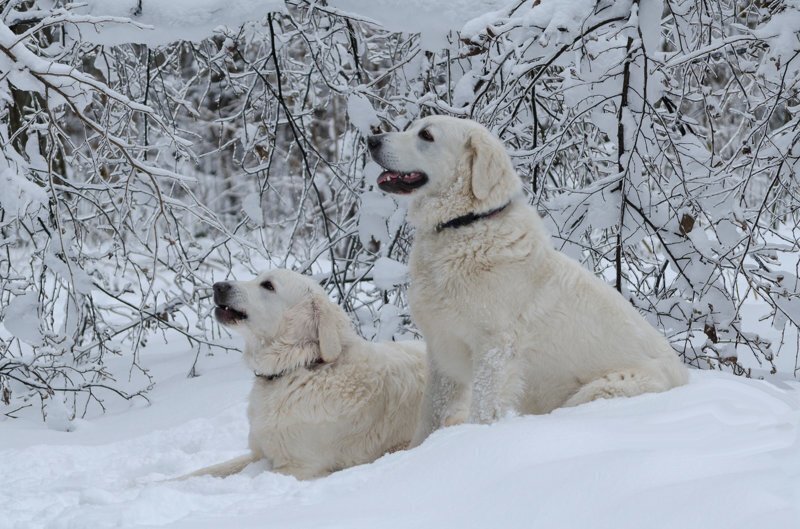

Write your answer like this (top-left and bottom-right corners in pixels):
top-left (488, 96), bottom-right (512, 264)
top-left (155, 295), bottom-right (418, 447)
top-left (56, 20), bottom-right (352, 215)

top-left (182, 269), bottom-right (426, 480)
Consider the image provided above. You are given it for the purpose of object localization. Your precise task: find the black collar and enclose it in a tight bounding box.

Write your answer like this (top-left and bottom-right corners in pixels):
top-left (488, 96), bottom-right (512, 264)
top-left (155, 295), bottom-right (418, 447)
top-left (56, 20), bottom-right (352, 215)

top-left (435, 201), bottom-right (511, 233)
top-left (255, 357), bottom-right (326, 381)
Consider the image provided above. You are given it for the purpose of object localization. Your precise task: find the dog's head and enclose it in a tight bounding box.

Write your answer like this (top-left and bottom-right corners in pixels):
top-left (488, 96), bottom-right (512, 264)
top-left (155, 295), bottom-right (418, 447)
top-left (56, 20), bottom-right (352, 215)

top-left (367, 116), bottom-right (521, 227)
top-left (212, 269), bottom-right (350, 375)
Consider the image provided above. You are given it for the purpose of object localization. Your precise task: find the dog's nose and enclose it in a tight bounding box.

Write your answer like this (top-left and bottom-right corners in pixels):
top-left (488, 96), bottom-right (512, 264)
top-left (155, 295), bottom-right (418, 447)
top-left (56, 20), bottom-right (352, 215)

top-left (367, 134), bottom-right (383, 152)
top-left (213, 282), bottom-right (231, 303)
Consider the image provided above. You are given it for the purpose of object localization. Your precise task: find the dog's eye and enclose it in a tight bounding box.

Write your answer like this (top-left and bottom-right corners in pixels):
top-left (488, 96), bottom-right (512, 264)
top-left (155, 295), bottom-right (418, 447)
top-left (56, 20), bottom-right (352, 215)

top-left (260, 280), bottom-right (275, 292)
top-left (418, 128), bottom-right (434, 142)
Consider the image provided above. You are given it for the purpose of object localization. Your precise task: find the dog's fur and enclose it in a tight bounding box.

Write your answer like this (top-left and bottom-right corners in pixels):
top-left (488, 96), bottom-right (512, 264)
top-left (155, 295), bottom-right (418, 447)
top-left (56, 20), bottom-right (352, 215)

top-left (183, 269), bottom-right (426, 480)
top-left (368, 116), bottom-right (688, 446)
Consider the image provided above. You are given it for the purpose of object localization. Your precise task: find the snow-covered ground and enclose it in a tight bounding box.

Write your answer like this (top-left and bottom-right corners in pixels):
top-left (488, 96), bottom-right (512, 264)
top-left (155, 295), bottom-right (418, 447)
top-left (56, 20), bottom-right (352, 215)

top-left (3, 338), bottom-right (799, 529)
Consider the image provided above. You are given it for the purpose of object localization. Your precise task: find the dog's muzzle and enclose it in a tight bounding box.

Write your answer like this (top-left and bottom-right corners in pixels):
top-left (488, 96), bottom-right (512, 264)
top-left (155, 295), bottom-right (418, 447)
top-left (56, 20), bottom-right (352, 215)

top-left (367, 134), bottom-right (429, 194)
top-left (213, 282), bottom-right (247, 324)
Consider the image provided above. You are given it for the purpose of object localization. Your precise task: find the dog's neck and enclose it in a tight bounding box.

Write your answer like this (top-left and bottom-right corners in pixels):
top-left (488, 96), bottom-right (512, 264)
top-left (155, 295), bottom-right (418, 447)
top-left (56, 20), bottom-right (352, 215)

top-left (435, 201), bottom-right (511, 233)
top-left (243, 335), bottom-right (325, 381)
top-left (254, 356), bottom-right (326, 381)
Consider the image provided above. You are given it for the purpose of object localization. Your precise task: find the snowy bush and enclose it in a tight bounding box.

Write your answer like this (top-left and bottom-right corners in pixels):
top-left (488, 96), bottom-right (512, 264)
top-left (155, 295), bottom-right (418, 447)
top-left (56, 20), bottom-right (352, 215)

top-left (1, 0), bottom-right (799, 419)
top-left (446, 0), bottom-right (800, 376)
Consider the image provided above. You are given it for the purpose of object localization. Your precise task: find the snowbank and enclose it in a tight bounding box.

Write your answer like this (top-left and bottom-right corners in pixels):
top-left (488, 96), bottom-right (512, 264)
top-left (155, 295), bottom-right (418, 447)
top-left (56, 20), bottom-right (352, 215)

top-left (2, 342), bottom-right (799, 529)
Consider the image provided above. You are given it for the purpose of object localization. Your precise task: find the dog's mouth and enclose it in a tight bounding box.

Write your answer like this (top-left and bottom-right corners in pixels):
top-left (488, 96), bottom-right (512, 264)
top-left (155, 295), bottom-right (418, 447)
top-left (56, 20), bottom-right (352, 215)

top-left (215, 305), bottom-right (247, 325)
top-left (377, 170), bottom-right (429, 194)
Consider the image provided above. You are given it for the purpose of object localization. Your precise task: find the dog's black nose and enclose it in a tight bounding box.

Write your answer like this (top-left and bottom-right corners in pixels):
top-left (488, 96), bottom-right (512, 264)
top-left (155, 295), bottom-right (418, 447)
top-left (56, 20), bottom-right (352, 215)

top-left (213, 282), bottom-right (231, 304)
top-left (367, 134), bottom-right (383, 152)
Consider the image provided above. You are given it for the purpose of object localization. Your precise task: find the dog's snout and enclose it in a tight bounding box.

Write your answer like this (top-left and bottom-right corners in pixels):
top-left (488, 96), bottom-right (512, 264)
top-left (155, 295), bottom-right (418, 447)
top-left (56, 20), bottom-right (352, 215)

top-left (367, 134), bottom-right (383, 152)
top-left (213, 282), bottom-right (231, 304)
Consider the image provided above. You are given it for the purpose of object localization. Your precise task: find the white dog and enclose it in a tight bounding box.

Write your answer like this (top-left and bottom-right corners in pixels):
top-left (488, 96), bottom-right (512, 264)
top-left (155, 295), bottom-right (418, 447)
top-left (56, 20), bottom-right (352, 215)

top-left (367, 116), bottom-right (688, 446)
top-left (182, 269), bottom-right (426, 480)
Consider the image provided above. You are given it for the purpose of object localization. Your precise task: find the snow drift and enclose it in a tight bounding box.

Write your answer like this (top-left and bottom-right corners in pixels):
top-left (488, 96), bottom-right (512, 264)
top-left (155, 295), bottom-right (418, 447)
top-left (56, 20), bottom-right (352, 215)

top-left (2, 348), bottom-right (799, 529)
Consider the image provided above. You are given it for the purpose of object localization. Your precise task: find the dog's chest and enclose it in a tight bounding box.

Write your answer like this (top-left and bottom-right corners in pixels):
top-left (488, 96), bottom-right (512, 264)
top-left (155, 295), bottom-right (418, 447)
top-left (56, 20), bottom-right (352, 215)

top-left (407, 227), bottom-right (547, 357)
top-left (409, 232), bottom-right (526, 312)
top-left (247, 380), bottom-right (346, 462)
top-left (411, 234), bottom-right (483, 287)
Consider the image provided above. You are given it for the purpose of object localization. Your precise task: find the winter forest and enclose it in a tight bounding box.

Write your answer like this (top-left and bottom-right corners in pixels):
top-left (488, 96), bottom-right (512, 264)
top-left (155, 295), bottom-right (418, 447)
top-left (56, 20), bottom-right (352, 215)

top-left (3, 0), bottom-right (799, 420)
top-left (2, 1), bottom-right (800, 527)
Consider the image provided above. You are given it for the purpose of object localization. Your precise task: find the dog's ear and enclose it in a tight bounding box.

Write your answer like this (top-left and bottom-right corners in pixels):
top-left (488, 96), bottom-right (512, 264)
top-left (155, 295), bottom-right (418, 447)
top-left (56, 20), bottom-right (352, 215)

top-left (267, 292), bottom-right (348, 370)
top-left (466, 128), bottom-right (515, 201)
top-left (311, 293), bottom-right (346, 363)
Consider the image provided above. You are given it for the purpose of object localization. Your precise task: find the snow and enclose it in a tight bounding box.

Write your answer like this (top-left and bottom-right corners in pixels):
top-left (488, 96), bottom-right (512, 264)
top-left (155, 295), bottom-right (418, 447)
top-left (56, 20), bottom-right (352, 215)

top-left (358, 188), bottom-right (399, 248)
top-left (2, 337), bottom-right (799, 529)
top-left (0, 163), bottom-right (48, 220)
top-left (241, 193), bottom-right (263, 226)
top-left (78, 0), bottom-right (286, 45)
top-left (331, 0), bottom-right (511, 49)
top-left (1, 290), bottom-right (43, 346)
top-left (754, 2), bottom-right (800, 76)
top-left (374, 304), bottom-right (403, 341)
top-left (638, 0), bottom-right (664, 54)
top-left (371, 256), bottom-right (408, 290)
top-left (453, 70), bottom-right (480, 108)
top-left (78, 0), bottom-right (512, 48)
top-left (346, 93), bottom-right (380, 136)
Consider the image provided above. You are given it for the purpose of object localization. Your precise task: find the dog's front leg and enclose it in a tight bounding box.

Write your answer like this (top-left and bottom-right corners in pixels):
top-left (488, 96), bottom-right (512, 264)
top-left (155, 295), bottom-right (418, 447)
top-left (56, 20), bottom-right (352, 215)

top-left (410, 359), bottom-right (465, 447)
top-left (469, 344), bottom-right (523, 424)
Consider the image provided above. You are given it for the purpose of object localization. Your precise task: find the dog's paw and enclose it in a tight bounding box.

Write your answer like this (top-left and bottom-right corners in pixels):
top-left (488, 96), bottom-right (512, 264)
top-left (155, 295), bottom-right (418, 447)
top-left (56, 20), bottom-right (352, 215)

top-left (442, 410), bottom-right (468, 427)
top-left (468, 402), bottom-right (519, 424)
top-left (467, 406), bottom-right (501, 425)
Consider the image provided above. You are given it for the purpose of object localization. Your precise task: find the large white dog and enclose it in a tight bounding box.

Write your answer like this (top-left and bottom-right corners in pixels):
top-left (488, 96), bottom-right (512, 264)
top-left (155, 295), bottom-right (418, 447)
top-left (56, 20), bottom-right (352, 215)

top-left (367, 116), bottom-right (688, 446)
top-left (182, 269), bottom-right (425, 480)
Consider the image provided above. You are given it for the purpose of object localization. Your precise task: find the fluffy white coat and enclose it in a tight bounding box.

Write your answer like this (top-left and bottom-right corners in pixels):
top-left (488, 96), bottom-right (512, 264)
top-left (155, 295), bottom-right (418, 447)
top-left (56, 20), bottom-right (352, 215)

top-left (183, 269), bottom-right (426, 480)
top-left (368, 116), bottom-right (688, 446)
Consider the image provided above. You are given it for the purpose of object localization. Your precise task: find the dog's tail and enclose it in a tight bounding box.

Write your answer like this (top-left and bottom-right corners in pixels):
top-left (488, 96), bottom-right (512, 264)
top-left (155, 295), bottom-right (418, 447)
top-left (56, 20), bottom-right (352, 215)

top-left (174, 452), bottom-right (260, 481)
